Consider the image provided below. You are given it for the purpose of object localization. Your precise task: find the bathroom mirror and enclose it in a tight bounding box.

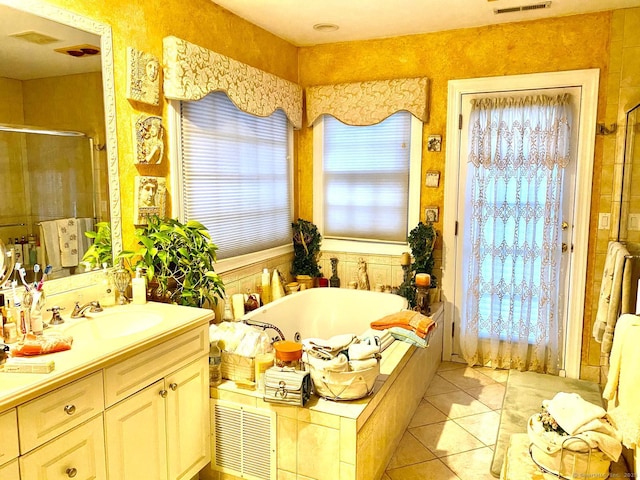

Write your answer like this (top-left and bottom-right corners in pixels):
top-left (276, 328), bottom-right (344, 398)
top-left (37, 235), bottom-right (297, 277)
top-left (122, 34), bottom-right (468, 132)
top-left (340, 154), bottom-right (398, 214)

top-left (0, 0), bottom-right (121, 284)
top-left (619, 102), bottom-right (640, 243)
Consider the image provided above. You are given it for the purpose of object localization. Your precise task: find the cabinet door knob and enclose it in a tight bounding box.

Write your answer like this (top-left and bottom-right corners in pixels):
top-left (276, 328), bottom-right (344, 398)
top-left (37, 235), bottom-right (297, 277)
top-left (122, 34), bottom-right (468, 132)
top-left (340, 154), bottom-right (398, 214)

top-left (64, 404), bottom-right (76, 415)
top-left (66, 467), bottom-right (78, 478)
top-left (169, 382), bottom-right (178, 391)
top-left (159, 389), bottom-right (168, 398)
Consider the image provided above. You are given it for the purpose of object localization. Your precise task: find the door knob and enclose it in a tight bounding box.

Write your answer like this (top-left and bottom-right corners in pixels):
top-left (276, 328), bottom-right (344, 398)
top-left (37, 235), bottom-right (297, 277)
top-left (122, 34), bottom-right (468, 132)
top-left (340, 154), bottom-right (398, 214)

top-left (159, 389), bottom-right (168, 398)
top-left (562, 243), bottom-right (568, 253)
top-left (66, 467), bottom-right (78, 478)
top-left (169, 383), bottom-right (178, 391)
top-left (561, 221), bottom-right (568, 230)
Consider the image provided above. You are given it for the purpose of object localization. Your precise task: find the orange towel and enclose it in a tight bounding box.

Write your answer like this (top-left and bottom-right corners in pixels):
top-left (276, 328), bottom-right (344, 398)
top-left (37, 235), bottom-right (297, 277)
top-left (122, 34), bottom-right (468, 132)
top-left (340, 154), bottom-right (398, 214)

top-left (371, 310), bottom-right (435, 339)
top-left (11, 333), bottom-right (73, 357)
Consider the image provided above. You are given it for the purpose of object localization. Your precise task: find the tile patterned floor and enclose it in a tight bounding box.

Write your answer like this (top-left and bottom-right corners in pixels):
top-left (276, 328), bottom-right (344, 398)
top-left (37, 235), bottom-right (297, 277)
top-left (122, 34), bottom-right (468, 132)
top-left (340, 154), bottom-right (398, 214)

top-left (383, 361), bottom-right (508, 480)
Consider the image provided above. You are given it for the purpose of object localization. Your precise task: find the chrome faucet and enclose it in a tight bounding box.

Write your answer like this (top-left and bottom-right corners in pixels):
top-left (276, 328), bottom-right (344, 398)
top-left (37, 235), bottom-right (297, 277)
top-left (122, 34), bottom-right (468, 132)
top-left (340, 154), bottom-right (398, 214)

top-left (71, 300), bottom-right (103, 318)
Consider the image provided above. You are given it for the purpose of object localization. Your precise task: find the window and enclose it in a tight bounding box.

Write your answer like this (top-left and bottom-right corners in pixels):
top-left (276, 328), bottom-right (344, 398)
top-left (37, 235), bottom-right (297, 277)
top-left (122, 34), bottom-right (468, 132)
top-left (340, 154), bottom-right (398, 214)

top-left (177, 92), bottom-right (293, 262)
top-left (313, 112), bottom-right (422, 254)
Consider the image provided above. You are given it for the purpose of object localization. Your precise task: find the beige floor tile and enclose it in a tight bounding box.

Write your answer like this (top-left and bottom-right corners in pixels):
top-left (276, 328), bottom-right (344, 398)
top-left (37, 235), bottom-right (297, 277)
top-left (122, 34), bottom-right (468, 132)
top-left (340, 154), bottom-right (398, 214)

top-left (410, 420), bottom-right (485, 457)
top-left (438, 367), bottom-right (496, 391)
top-left (464, 383), bottom-right (506, 410)
top-left (453, 411), bottom-right (501, 446)
top-left (386, 458), bottom-right (460, 480)
top-left (424, 374), bottom-right (460, 397)
top-left (440, 447), bottom-right (496, 480)
top-left (408, 399), bottom-right (449, 427)
top-left (437, 361), bottom-right (466, 372)
top-left (426, 390), bottom-right (492, 418)
top-left (472, 366), bottom-right (510, 384)
top-left (386, 431), bottom-right (435, 470)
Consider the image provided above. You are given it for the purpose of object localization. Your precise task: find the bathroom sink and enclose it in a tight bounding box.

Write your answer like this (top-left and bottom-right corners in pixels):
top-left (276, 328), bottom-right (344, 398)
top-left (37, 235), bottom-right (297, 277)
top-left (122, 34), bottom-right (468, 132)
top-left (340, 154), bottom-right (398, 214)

top-left (60, 306), bottom-right (163, 340)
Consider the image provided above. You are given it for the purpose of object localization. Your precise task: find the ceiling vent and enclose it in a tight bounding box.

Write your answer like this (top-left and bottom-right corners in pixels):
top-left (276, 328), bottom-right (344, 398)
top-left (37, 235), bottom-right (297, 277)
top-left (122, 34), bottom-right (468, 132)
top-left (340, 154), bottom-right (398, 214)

top-left (494, 1), bottom-right (551, 14)
top-left (9, 30), bottom-right (60, 45)
top-left (54, 44), bottom-right (101, 58)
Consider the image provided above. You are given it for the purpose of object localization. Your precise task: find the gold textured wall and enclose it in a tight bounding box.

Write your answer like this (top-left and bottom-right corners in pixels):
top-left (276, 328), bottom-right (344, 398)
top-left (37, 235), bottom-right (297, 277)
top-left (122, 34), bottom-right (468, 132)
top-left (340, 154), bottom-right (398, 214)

top-left (32, 0), bottom-right (627, 378)
top-left (297, 12), bottom-right (612, 379)
top-left (40, 0), bottom-right (298, 251)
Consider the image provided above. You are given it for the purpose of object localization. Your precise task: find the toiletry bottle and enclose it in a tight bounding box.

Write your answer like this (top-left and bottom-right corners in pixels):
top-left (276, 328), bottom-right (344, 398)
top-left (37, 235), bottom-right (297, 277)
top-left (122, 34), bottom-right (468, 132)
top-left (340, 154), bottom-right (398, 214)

top-left (132, 267), bottom-right (147, 305)
top-left (209, 340), bottom-right (222, 387)
top-left (100, 266), bottom-right (116, 307)
top-left (21, 236), bottom-right (30, 267)
top-left (28, 234), bottom-right (37, 265)
top-left (261, 268), bottom-right (271, 304)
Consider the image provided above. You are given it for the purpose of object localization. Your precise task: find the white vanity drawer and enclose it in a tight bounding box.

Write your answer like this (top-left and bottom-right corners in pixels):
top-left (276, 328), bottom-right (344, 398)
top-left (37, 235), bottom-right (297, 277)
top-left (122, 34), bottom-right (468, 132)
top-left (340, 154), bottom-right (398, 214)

top-left (0, 459), bottom-right (19, 480)
top-left (18, 371), bottom-right (104, 453)
top-left (0, 409), bottom-right (19, 465)
top-left (20, 415), bottom-right (106, 480)
top-left (104, 323), bottom-right (208, 407)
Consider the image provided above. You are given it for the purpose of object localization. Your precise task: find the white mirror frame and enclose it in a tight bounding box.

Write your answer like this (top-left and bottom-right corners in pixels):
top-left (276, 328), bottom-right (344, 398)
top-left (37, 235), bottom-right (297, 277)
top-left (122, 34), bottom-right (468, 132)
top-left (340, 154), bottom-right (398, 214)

top-left (0, 0), bottom-right (122, 294)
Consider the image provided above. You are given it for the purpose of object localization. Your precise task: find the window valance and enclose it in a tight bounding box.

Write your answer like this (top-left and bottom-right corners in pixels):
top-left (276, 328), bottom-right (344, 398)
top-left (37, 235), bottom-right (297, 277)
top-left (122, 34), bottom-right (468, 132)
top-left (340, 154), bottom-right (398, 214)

top-left (163, 36), bottom-right (303, 129)
top-left (305, 77), bottom-right (429, 127)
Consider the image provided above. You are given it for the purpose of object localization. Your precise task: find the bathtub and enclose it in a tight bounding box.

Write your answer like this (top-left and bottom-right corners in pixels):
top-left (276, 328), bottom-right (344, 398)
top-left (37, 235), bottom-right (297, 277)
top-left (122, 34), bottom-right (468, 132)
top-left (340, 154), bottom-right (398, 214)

top-left (207, 289), bottom-right (443, 480)
top-left (242, 287), bottom-right (408, 342)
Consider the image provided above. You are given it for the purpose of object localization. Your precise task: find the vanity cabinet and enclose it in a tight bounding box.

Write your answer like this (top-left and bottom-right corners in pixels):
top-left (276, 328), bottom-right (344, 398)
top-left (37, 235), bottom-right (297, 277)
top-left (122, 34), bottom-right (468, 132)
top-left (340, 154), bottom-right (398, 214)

top-left (0, 320), bottom-right (210, 480)
top-left (104, 325), bottom-right (210, 480)
top-left (0, 408), bottom-right (19, 479)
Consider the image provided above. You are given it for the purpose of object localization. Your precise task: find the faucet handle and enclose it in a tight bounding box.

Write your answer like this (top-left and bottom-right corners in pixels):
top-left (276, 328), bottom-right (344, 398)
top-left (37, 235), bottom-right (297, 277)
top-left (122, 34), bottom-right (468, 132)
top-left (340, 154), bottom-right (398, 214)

top-left (47, 306), bottom-right (65, 325)
top-left (91, 301), bottom-right (103, 313)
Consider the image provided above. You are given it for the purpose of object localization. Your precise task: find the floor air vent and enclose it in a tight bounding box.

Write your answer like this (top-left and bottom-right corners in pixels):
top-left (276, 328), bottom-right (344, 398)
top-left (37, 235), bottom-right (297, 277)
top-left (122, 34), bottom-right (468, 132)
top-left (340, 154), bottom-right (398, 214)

top-left (213, 402), bottom-right (276, 480)
top-left (494, 1), bottom-right (551, 14)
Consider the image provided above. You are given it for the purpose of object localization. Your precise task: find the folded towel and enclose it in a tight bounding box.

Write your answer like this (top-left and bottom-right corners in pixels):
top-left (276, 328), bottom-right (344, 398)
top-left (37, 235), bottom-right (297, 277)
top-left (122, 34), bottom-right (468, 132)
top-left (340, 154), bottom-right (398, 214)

top-left (544, 392), bottom-right (607, 436)
top-left (359, 328), bottom-right (395, 352)
top-left (305, 352), bottom-right (349, 372)
top-left (349, 358), bottom-right (378, 371)
top-left (348, 343), bottom-right (379, 360)
top-left (11, 332), bottom-right (73, 356)
top-left (388, 326), bottom-right (429, 348)
top-left (305, 334), bottom-right (357, 354)
top-left (371, 310), bottom-right (435, 339)
top-left (57, 218), bottom-right (78, 267)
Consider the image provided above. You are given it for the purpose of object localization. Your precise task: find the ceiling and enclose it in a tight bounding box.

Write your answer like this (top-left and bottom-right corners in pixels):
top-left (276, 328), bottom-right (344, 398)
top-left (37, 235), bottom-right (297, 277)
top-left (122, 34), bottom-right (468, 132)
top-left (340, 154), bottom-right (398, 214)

top-left (212, 0), bottom-right (640, 46)
top-left (0, 5), bottom-right (101, 80)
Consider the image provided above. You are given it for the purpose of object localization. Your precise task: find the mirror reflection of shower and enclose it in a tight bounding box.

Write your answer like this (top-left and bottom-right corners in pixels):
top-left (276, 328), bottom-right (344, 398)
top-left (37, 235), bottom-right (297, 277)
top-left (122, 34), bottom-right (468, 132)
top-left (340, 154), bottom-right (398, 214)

top-left (620, 103), bottom-right (640, 243)
top-left (0, 126), bottom-right (101, 282)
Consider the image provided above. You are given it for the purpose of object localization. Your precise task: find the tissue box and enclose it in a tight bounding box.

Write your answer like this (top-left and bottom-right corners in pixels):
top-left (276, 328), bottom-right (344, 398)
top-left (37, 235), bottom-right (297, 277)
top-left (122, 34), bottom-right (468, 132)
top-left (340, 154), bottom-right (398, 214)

top-left (221, 351), bottom-right (255, 382)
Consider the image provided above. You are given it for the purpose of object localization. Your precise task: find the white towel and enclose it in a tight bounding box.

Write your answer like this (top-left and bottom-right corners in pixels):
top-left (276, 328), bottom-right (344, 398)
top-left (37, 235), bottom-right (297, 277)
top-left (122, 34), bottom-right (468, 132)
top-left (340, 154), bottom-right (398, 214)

top-left (39, 221), bottom-right (62, 272)
top-left (76, 217), bottom-right (95, 265)
top-left (57, 218), bottom-right (78, 267)
top-left (347, 343), bottom-right (380, 360)
top-left (544, 392), bottom-right (606, 436)
top-left (593, 242), bottom-right (630, 363)
top-left (349, 358), bottom-right (378, 371)
top-left (603, 314), bottom-right (640, 449)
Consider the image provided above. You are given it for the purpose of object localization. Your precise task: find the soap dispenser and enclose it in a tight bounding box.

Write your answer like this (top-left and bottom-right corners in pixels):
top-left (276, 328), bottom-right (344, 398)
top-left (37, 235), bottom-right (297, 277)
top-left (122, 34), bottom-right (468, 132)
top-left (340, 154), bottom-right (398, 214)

top-left (132, 267), bottom-right (147, 305)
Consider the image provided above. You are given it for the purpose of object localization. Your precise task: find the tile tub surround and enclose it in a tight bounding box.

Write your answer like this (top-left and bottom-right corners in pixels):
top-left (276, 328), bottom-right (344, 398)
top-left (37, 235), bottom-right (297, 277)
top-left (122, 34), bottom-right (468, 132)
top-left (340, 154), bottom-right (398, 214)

top-left (205, 304), bottom-right (444, 480)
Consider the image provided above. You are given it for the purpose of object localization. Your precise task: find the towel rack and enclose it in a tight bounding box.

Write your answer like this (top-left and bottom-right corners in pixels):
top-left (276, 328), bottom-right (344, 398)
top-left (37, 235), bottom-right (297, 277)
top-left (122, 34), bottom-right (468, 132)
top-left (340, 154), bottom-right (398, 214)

top-left (0, 223), bottom-right (26, 228)
top-left (625, 255), bottom-right (640, 259)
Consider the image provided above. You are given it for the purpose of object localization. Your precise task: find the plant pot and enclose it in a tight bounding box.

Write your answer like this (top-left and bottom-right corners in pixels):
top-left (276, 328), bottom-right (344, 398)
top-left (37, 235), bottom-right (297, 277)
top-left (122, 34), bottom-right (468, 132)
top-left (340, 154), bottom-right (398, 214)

top-left (147, 277), bottom-right (179, 304)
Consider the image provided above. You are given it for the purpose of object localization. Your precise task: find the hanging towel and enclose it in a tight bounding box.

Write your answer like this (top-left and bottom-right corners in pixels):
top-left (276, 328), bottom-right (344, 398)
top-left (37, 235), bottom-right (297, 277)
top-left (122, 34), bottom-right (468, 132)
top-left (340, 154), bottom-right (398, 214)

top-left (593, 241), bottom-right (631, 363)
top-left (76, 217), bottom-right (95, 265)
top-left (39, 220), bottom-right (62, 272)
top-left (57, 218), bottom-right (78, 267)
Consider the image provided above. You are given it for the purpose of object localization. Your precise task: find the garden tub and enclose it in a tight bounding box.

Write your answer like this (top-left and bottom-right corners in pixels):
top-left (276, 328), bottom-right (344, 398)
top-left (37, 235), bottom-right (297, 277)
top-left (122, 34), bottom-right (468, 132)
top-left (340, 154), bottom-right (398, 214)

top-left (207, 288), bottom-right (443, 480)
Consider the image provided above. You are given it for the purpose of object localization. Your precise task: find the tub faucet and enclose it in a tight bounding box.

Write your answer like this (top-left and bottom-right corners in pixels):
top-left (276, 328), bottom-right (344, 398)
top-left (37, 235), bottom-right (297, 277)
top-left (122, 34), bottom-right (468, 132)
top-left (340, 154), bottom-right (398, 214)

top-left (71, 300), bottom-right (103, 318)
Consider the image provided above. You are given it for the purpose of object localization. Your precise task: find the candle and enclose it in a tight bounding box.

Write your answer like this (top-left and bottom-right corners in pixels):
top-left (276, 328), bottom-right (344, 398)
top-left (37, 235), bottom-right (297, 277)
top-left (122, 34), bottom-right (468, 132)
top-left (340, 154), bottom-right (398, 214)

top-left (400, 252), bottom-right (411, 266)
top-left (415, 273), bottom-right (431, 287)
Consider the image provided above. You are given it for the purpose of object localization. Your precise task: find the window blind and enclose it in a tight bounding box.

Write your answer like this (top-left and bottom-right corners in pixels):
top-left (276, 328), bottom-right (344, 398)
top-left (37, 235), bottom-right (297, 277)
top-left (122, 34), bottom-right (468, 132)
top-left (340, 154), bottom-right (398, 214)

top-left (322, 112), bottom-right (411, 242)
top-left (180, 92), bottom-right (292, 259)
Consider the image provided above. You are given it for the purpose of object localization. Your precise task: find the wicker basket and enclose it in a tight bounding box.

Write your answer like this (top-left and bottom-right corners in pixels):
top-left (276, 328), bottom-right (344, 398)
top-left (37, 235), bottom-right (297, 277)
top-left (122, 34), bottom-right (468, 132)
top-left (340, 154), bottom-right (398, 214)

top-left (221, 351), bottom-right (255, 382)
top-left (307, 361), bottom-right (380, 401)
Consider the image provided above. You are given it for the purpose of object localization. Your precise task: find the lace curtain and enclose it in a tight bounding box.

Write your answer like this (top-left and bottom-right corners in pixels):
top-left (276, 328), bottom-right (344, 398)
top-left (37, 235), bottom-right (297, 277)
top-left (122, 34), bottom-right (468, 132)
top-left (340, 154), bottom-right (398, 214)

top-left (460, 94), bottom-right (572, 374)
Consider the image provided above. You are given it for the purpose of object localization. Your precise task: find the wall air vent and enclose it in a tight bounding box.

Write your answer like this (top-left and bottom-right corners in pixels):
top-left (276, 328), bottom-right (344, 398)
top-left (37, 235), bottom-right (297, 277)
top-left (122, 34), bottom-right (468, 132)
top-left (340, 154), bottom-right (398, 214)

top-left (494, 1), bottom-right (551, 14)
top-left (213, 401), bottom-right (275, 480)
top-left (9, 31), bottom-right (60, 45)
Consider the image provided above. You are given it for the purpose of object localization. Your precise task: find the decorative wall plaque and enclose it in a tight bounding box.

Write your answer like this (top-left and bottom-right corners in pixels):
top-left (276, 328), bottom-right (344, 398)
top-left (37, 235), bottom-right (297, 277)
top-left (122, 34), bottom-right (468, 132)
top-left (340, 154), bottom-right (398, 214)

top-left (134, 115), bottom-right (164, 164)
top-left (126, 47), bottom-right (160, 105)
top-left (134, 176), bottom-right (166, 225)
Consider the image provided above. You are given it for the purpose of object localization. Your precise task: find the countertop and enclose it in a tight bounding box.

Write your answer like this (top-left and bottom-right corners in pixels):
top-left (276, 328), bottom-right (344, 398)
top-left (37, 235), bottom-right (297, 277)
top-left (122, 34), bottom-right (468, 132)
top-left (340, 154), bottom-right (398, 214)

top-left (0, 301), bottom-right (214, 411)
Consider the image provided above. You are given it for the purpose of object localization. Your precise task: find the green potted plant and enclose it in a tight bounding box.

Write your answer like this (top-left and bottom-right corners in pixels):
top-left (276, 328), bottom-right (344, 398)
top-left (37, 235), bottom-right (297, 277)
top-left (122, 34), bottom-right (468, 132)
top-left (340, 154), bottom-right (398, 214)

top-left (398, 221), bottom-right (438, 307)
top-left (120, 215), bottom-right (225, 308)
top-left (291, 218), bottom-right (322, 286)
top-left (82, 221), bottom-right (113, 269)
